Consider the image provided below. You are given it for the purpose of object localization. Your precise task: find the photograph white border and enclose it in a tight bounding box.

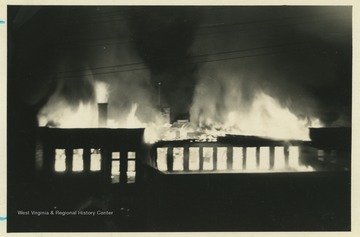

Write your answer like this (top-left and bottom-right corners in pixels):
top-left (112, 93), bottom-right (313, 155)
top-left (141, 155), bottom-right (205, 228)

top-left (0, 1), bottom-right (358, 236)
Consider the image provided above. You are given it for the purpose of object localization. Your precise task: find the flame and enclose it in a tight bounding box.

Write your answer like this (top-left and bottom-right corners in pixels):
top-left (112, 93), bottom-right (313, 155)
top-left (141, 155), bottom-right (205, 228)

top-left (38, 98), bottom-right (169, 143)
top-left (39, 78), bottom-right (322, 145)
top-left (124, 103), bottom-right (144, 128)
top-left (40, 69), bottom-right (323, 174)
top-left (38, 101), bottom-right (98, 128)
top-left (192, 90), bottom-right (322, 141)
top-left (38, 90), bottom-right (321, 142)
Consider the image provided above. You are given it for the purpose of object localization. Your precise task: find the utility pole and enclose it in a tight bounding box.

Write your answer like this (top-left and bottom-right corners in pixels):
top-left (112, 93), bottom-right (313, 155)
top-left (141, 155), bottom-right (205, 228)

top-left (158, 82), bottom-right (161, 109)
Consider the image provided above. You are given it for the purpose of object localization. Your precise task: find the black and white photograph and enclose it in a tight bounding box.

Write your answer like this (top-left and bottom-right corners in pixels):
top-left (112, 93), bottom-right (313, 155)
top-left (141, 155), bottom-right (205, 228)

top-left (6, 4), bottom-right (352, 232)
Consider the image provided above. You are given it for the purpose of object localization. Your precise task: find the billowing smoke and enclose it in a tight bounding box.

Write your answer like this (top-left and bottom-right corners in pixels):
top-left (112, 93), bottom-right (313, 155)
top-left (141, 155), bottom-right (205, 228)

top-left (33, 6), bottom-right (351, 136)
top-left (189, 6), bottom-right (351, 133)
top-left (38, 7), bottom-right (202, 127)
top-left (129, 7), bottom-right (200, 121)
top-left (36, 7), bottom-right (164, 128)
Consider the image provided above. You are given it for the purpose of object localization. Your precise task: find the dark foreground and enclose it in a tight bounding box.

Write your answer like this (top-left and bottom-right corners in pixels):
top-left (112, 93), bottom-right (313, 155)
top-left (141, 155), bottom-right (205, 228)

top-left (7, 166), bottom-right (350, 232)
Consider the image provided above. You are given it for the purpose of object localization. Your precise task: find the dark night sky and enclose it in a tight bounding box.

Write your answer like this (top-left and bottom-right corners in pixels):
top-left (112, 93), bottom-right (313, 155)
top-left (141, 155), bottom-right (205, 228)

top-left (7, 6), bottom-right (352, 127)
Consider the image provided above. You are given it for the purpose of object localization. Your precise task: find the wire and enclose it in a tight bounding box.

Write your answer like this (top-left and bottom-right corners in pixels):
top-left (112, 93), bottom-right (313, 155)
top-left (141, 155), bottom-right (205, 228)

top-left (57, 60), bottom-right (145, 75)
top-left (55, 34), bottom-right (347, 76)
top-left (54, 13), bottom-right (347, 47)
top-left (55, 42), bottom-right (341, 79)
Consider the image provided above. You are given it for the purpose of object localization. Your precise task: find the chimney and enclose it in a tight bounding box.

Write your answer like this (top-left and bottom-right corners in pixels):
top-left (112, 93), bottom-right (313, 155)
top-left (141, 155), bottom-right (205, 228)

top-left (98, 103), bottom-right (108, 127)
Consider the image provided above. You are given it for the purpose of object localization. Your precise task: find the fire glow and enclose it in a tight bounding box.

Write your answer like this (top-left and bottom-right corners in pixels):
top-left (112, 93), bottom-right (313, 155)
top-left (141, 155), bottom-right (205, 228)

top-left (156, 146), bottom-right (314, 173)
top-left (39, 78), bottom-right (321, 172)
top-left (191, 89), bottom-right (322, 141)
top-left (38, 80), bottom-right (321, 142)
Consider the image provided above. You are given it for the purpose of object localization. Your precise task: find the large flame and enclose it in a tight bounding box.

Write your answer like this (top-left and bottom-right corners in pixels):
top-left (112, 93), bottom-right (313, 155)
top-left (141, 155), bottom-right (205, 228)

top-left (191, 90), bottom-right (321, 141)
top-left (38, 100), bottom-right (98, 128)
top-left (38, 79), bottom-right (170, 143)
top-left (40, 79), bottom-right (322, 173)
top-left (38, 75), bottom-right (322, 144)
top-left (38, 88), bottom-right (321, 142)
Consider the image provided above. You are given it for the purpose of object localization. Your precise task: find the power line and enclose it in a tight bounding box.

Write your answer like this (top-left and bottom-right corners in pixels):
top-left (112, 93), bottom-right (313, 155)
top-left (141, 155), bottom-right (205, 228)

top-left (56, 44), bottom-right (289, 75)
top-left (58, 10), bottom-right (342, 29)
top-left (56, 14), bottom-right (348, 49)
top-left (52, 8), bottom-right (130, 23)
top-left (55, 42), bottom-right (340, 80)
top-left (197, 12), bottom-right (339, 29)
top-left (196, 16), bottom-right (349, 38)
top-left (57, 60), bottom-right (145, 75)
top-left (55, 34), bottom-right (347, 76)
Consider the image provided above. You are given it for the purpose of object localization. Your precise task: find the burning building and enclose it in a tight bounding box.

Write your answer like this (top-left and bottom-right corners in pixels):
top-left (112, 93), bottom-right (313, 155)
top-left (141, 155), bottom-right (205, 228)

top-left (7, 5), bottom-right (352, 232)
